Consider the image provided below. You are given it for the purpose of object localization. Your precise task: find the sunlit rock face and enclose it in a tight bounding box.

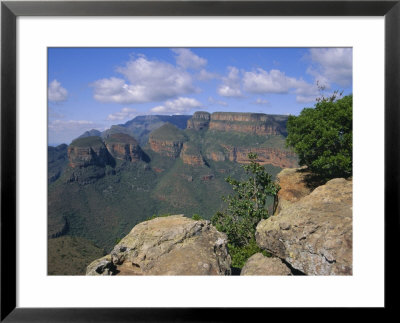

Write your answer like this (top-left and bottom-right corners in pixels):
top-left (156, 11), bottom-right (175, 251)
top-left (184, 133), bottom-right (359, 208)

top-left (104, 133), bottom-right (144, 162)
top-left (86, 215), bottom-right (232, 276)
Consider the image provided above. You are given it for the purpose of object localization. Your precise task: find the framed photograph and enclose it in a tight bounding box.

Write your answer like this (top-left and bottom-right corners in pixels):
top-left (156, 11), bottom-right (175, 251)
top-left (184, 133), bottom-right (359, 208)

top-left (1, 0), bottom-right (398, 320)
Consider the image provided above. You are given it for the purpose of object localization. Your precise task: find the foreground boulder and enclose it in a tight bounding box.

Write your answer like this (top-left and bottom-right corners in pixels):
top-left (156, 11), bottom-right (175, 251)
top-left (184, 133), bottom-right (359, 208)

top-left (256, 177), bottom-right (352, 275)
top-left (87, 215), bottom-right (231, 275)
top-left (240, 253), bottom-right (291, 276)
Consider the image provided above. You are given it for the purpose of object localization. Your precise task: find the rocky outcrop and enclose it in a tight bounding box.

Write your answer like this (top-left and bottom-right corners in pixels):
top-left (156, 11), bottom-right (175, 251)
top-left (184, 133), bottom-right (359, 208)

top-left (104, 133), bottom-right (144, 162)
top-left (224, 146), bottom-right (298, 168)
top-left (180, 142), bottom-right (205, 166)
top-left (86, 215), bottom-right (231, 275)
top-left (149, 123), bottom-right (187, 158)
top-left (274, 167), bottom-right (313, 214)
top-left (205, 145), bottom-right (298, 168)
top-left (68, 136), bottom-right (114, 168)
top-left (186, 111), bottom-right (211, 130)
top-left (256, 176), bottom-right (352, 275)
top-left (209, 112), bottom-right (287, 136)
top-left (240, 253), bottom-right (291, 275)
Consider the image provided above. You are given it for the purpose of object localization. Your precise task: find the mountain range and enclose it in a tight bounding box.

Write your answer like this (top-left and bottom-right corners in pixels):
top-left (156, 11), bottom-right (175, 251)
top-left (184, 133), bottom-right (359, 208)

top-left (48, 111), bottom-right (298, 274)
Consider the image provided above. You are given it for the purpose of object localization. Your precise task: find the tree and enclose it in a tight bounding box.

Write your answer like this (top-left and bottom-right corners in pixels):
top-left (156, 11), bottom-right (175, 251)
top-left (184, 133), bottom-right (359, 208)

top-left (211, 153), bottom-right (280, 267)
top-left (286, 94), bottom-right (352, 180)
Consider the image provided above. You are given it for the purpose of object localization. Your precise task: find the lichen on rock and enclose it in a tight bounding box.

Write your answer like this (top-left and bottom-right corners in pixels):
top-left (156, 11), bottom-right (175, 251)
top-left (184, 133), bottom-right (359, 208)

top-left (256, 174), bottom-right (353, 275)
top-left (86, 215), bottom-right (231, 275)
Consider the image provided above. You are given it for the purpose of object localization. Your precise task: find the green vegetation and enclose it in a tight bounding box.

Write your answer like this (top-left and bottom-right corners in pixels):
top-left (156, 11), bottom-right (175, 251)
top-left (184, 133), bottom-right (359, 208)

top-left (211, 153), bottom-right (280, 268)
top-left (228, 239), bottom-right (270, 269)
top-left (204, 130), bottom-right (288, 149)
top-left (286, 95), bottom-right (352, 180)
top-left (48, 144), bottom-right (68, 183)
top-left (48, 113), bottom-right (290, 275)
top-left (70, 136), bottom-right (104, 148)
top-left (149, 123), bottom-right (188, 141)
top-left (191, 214), bottom-right (203, 220)
top-left (104, 133), bottom-right (138, 144)
top-left (48, 236), bottom-right (105, 275)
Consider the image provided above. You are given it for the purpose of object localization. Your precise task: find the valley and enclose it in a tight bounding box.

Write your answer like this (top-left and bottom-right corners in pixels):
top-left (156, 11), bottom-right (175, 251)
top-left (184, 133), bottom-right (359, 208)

top-left (48, 111), bottom-right (297, 275)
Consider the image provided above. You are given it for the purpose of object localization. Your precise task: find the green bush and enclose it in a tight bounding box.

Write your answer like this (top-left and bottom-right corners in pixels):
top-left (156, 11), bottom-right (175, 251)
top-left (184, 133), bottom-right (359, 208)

top-left (211, 153), bottom-right (279, 268)
top-left (192, 214), bottom-right (203, 220)
top-left (228, 239), bottom-right (270, 269)
top-left (286, 95), bottom-right (352, 180)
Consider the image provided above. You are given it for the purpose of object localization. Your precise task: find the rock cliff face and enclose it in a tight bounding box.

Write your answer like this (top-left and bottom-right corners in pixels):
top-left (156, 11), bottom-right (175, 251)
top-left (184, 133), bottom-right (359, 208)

top-left (209, 112), bottom-right (287, 136)
top-left (68, 136), bottom-right (114, 168)
top-left (149, 123), bottom-right (187, 158)
top-left (86, 215), bottom-right (231, 275)
top-left (180, 142), bottom-right (205, 166)
top-left (104, 133), bottom-right (144, 162)
top-left (274, 167), bottom-right (312, 214)
top-left (219, 146), bottom-right (298, 168)
top-left (186, 111), bottom-right (211, 130)
top-left (256, 173), bottom-right (352, 275)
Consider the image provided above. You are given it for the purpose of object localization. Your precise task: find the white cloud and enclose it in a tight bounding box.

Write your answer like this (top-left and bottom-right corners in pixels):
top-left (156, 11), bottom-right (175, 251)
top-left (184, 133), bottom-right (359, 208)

top-left (308, 48), bottom-right (352, 87)
top-left (243, 69), bottom-right (301, 94)
top-left (150, 97), bottom-right (203, 114)
top-left (48, 80), bottom-right (68, 102)
top-left (217, 66), bottom-right (242, 97)
top-left (172, 48), bottom-right (207, 70)
top-left (208, 96), bottom-right (228, 107)
top-left (92, 55), bottom-right (195, 104)
top-left (243, 68), bottom-right (322, 103)
top-left (252, 98), bottom-right (270, 105)
top-left (197, 69), bottom-right (219, 81)
top-left (107, 107), bottom-right (138, 121)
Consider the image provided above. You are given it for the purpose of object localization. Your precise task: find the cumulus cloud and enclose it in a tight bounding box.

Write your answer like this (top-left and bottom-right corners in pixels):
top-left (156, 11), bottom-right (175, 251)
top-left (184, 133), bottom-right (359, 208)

top-left (243, 69), bottom-right (301, 94)
top-left (242, 68), bottom-right (321, 103)
top-left (172, 48), bottom-right (207, 70)
top-left (48, 80), bottom-right (68, 102)
top-left (218, 67), bottom-right (242, 97)
top-left (107, 107), bottom-right (138, 121)
top-left (307, 48), bottom-right (352, 87)
top-left (92, 55), bottom-right (195, 104)
top-left (197, 69), bottom-right (219, 81)
top-left (150, 97), bottom-right (203, 114)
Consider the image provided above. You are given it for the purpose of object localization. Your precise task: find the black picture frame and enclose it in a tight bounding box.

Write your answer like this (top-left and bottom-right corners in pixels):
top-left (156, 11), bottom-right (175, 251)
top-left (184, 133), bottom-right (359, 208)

top-left (1, 1), bottom-right (399, 321)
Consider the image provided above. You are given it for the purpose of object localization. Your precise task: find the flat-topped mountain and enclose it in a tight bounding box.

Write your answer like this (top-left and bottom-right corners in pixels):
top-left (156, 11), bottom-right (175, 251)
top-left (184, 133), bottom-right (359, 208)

top-left (186, 111), bottom-right (211, 130)
top-left (210, 112), bottom-right (287, 136)
top-left (49, 110), bottom-right (298, 274)
top-left (68, 136), bottom-right (114, 168)
top-left (102, 114), bottom-right (191, 146)
top-left (186, 111), bottom-right (288, 136)
top-left (104, 133), bottom-right (144, 162)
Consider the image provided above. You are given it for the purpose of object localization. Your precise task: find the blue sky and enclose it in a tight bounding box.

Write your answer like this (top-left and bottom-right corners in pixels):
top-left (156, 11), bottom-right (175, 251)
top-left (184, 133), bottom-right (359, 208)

top-left (48, 47), bottom-right (352, 145)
